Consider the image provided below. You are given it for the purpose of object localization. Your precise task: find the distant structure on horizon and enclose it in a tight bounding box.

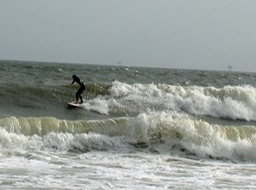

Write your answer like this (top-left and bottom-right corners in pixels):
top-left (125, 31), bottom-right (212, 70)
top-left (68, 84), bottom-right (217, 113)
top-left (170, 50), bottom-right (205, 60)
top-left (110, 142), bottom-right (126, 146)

top-left (228, 65), bottom-right (233, 71)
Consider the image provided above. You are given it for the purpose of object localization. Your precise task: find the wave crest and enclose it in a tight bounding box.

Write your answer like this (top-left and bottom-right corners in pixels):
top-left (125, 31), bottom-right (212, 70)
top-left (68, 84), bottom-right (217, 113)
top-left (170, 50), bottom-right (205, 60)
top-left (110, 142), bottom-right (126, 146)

top-left (1, 114), bottom-right (256, 161)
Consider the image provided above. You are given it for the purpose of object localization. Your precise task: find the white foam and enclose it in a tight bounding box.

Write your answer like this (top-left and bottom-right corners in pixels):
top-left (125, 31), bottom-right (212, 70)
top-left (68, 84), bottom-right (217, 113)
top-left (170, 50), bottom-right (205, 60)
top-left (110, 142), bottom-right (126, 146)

top-left (81, 98), bottom-right (109, 115)
top-left (133, 112), bottom-right (256, 161)
top-left (1, 111), bottom-right (256, 161)
top-left (106, 82), bottom-right (256, 121)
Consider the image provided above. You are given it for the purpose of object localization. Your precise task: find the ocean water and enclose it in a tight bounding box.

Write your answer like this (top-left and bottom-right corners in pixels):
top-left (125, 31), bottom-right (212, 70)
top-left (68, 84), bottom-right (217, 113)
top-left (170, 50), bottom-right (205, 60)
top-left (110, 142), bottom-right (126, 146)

top-left (1, 60), bottom-right (256, 189)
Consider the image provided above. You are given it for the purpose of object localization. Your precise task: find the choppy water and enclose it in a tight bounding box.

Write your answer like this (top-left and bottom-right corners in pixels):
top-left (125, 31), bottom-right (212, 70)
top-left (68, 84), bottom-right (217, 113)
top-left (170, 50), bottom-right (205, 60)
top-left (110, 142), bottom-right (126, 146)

top-left (1, 60), bottom-right (256, 189)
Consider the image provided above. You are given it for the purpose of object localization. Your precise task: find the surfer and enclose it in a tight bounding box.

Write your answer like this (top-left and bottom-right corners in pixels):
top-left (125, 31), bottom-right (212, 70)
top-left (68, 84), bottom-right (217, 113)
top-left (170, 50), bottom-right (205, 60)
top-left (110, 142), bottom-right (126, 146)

top-left (71, 74), bottom-right (85, 103)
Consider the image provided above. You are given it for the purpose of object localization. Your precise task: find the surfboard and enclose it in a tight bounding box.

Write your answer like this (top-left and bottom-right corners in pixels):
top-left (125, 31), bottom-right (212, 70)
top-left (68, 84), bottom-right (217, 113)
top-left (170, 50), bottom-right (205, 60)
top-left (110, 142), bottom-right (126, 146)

top-left (68, 101), bottom-right (82, 107)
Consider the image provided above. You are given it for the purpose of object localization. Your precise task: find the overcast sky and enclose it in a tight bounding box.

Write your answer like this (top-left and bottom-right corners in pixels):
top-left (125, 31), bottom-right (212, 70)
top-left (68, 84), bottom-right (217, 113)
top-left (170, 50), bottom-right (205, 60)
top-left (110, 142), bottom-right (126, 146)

top-left (1, 0), bottom-right (256, 72)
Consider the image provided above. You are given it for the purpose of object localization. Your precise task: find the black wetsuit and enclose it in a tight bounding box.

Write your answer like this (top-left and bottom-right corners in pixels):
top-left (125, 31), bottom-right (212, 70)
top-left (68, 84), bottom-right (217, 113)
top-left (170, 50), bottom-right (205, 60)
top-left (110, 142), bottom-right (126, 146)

top-left (71, 76), bottom-right (85, 103)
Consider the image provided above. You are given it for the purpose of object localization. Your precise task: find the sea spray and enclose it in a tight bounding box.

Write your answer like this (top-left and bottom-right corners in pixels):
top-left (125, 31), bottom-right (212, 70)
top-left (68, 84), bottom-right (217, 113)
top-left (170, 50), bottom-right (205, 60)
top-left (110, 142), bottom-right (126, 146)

top-left (106, 82), bottom-right (256, 120)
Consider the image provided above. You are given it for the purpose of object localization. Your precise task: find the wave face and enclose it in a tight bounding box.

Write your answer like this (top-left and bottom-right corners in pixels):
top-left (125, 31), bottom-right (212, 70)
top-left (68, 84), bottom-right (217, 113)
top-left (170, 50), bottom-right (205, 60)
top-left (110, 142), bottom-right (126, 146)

top-left (1, 114), bottom-right (256, 161)
top-left (1, 80), bottom-right (256, 121)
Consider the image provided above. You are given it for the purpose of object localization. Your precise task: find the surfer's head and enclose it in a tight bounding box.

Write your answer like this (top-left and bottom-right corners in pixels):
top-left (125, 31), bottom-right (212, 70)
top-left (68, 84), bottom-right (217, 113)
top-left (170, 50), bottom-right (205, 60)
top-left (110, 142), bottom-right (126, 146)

top-left (72, 74), bottom-right (78, 80)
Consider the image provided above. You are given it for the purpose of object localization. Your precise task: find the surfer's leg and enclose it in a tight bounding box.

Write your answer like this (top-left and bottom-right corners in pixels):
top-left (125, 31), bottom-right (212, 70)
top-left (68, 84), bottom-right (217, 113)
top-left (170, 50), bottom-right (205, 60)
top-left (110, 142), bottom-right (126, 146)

top-left (76, 91), bottom-right (79, 102)
top-left (79, 94), bottom-right (83, 103)
top-left (77, 88), bottom-right (84, 103)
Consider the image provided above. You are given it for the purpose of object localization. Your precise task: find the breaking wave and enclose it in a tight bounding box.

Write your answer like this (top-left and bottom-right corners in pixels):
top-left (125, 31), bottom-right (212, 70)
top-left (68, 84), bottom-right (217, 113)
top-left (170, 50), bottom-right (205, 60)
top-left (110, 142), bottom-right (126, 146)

top-left (104, 81), bottom-right (256, 121)
top-left (1, 113), bottom-right (256, 162)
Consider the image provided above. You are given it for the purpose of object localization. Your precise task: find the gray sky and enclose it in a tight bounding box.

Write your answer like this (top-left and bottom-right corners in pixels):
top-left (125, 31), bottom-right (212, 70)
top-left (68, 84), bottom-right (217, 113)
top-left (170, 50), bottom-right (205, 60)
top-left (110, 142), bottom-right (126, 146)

top-left (1, 0), bottom-right (256, 72)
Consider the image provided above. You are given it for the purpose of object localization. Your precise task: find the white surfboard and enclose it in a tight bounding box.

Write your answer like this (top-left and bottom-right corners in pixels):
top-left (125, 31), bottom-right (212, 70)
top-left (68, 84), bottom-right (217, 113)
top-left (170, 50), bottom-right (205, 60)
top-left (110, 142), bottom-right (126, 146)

top-left (68, 101), bottom-right (82, 107)
top-left (68, 100), bottom-right (109, 115)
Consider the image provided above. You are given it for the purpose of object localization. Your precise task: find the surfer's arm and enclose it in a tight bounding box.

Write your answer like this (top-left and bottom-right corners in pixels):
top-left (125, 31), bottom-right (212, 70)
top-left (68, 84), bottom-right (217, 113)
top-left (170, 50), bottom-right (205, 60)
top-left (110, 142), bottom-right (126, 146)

top-left (71, 80), bottom-right (75, 85)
